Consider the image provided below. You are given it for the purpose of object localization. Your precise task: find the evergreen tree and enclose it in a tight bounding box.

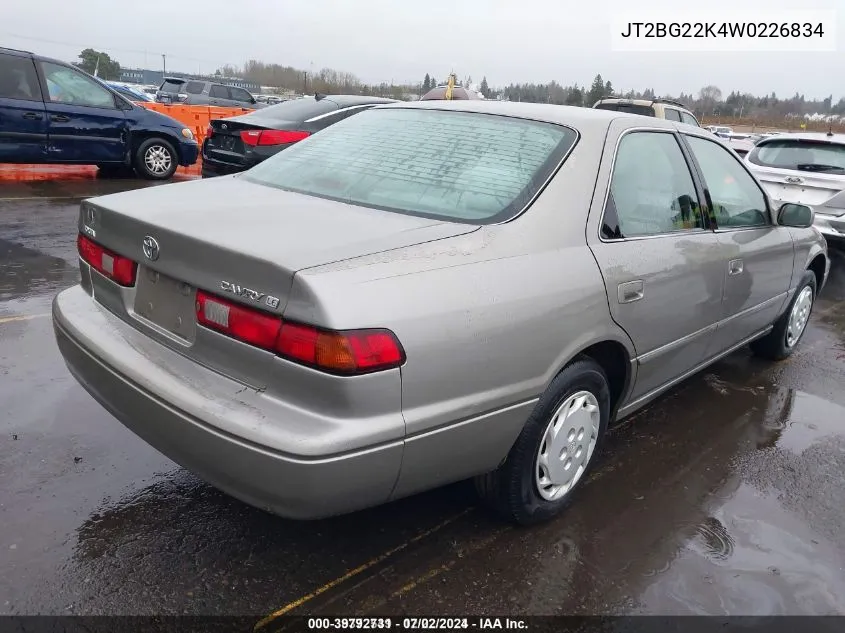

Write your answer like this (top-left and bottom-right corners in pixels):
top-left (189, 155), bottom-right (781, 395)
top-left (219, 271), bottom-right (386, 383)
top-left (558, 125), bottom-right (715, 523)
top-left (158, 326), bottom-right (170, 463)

top-left (586, 74), bottom-right (605, 106)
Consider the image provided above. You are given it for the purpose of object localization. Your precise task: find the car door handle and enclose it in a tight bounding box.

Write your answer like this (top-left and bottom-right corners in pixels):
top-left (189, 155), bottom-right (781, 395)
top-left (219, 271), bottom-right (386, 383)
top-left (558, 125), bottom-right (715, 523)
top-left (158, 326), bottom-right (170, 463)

top-left (22, 112), bottom-right (43, 120)
top-left (618, 280), bottom-right (644, 304)
top-left (729, 259), bottom-right (744, 276)
top-left (50, 115), bottom-right (70, 123)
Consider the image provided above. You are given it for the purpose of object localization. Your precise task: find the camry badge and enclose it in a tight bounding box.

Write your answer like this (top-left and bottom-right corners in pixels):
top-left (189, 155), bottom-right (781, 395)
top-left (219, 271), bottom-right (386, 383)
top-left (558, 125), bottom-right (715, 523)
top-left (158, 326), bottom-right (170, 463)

top-left (142, 236), bottom-right (160, 261)
top-left (220, 280), bottom-right (280, 308)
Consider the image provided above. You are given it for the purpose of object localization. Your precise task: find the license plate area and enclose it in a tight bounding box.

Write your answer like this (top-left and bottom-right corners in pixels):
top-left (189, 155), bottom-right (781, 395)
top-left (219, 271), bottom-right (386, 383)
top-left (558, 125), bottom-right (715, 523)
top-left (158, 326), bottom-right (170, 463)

top-left (134, 267), bottom-right (197, 341)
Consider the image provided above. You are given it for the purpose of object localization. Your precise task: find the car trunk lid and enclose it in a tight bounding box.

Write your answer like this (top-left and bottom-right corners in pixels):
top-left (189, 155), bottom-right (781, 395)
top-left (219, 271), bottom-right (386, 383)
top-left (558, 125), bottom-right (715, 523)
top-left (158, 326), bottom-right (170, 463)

top-left (80, 175), bottom-right (478, 371)
top-left (205, 118), bottom-right (304, 165)
top-left (753, 165), bottom-right (845, 215)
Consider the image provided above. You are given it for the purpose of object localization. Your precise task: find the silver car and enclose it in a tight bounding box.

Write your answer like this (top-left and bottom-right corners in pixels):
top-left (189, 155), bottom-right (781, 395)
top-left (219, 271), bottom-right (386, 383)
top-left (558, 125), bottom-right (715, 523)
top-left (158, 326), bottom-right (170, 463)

top-left (53, 102), bottom-right (830, 524)
top-left (745, 132), bottom-right (845, 244)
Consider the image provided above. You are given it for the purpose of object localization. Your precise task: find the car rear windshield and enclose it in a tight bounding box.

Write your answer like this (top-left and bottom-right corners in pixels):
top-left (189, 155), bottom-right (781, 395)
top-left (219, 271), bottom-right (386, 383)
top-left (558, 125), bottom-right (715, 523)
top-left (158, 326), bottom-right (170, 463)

top-left (594, 103), bottom-right (656, 117)
top-left (247, 97), bottom-right (338, 123)
top-left (159, 79), bottom-right (185, 93)
top-left (748, 139), bottom-right (845, 174)
top-left (242, 108), bottom-right (578, 224)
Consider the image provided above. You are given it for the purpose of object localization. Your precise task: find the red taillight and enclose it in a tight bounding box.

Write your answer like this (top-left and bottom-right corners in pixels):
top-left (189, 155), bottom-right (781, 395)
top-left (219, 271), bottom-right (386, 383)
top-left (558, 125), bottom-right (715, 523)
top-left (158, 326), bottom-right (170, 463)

top-left (239, 129), bottom-right (310, 146)
top-left (276, 323), bottom-right (404, 374)
top-left (196, 291), bottom-right (281, 350)
top-left (195, 290), bottom-right (404, 375)
top-left (77, 234), bottom-right (137, 286)
top-left (206, 124), bottom-right (214, 138)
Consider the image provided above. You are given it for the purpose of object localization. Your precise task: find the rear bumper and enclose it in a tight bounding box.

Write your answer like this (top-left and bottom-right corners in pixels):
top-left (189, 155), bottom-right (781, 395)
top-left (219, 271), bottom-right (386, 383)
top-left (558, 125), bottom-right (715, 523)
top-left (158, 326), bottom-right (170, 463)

top-left (52, 285), bottom-right (402, 519)
top-left (813, 212), bottom-right (845, 243)
top-left (201, 156), bottom-right (246, 177)
top-left (201, 142), bottom-right (280, 177)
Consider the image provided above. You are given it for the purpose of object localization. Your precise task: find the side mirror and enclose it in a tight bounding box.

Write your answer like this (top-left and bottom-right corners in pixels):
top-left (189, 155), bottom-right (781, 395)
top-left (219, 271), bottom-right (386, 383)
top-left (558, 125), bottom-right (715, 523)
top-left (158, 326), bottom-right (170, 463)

top-left (778, 203), bottom-right (814, 228)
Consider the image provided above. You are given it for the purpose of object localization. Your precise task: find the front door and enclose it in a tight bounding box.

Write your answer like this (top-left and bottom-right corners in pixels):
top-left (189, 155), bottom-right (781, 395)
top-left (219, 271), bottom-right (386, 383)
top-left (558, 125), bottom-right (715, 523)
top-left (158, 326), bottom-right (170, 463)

top-left (0, 52), bottom-right (47, 163)
top-left (37, 61), bottom-right (127, 163)
top-left (683, 134), bottom-right (794, 351)
top-left (589, 127), bottom-right (725, 403)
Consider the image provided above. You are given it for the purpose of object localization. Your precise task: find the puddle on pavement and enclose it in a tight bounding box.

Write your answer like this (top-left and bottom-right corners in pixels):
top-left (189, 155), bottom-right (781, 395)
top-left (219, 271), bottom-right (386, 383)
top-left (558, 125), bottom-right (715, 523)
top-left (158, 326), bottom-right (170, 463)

top-left (0, 238), bottom-right (79, 304)
top-left (631, 387), bottom-right (845, 615)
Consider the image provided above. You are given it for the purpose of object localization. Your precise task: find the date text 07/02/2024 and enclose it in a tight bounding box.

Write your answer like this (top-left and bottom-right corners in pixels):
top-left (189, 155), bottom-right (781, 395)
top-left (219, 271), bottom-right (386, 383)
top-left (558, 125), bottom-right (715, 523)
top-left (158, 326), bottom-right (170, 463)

top-left (306, 617), bottom-right (529, 630)
top-left (619, 21), bottom-right (825, 38)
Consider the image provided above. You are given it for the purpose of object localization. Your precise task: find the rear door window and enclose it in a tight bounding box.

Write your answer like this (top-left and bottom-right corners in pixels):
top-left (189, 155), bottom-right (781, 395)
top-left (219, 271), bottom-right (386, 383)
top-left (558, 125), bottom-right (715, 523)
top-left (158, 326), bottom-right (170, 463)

top-left (0, 53), bottom-right (42, 101)
top-left (209, 84), bottom-right (230, 99)
top-left (594, 102), bottom-right (656, 117)
top-left (244, 108), bottom-right (578, 224)
top-left (604, 131), bottom-right (703, 238)
top-left (184, 81), bottom-right (205, 94)
top-left (681, 112), bottom-right (700, 126)
top-left (748, 139), bottom-right (845, 175)
top-left (664, 108), bottom-right (682, 122)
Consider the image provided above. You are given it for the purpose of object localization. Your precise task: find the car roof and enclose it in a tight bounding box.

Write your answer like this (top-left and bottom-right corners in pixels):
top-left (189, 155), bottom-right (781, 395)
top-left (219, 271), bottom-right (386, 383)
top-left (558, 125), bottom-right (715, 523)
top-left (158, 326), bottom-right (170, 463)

top-left (0, 47), bottom-right (70, 67)
top-left (596, 97), bottom-right (691, 111)
top-left (324, 95), bottom-right (398, 106)
top-left (377, 99), bottom-right (684, 133)
top-left (760, 131), bottom-right (845, 145)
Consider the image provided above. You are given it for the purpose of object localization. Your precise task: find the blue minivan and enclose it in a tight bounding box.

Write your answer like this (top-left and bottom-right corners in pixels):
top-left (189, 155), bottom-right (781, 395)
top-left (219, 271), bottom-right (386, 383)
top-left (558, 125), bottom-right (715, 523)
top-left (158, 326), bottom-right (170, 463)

top-left (0, 47), bottom-right (198, 179)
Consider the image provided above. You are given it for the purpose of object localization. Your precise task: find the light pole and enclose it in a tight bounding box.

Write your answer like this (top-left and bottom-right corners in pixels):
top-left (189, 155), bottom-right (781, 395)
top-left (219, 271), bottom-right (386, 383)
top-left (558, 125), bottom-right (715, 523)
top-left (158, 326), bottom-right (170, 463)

top-left (162, 54), bottom-right (166, 75)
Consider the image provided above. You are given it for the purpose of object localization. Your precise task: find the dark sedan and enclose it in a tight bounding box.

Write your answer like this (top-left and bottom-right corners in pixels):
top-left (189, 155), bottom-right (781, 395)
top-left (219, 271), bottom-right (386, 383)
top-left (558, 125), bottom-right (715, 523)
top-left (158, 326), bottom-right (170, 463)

top-left (201, 94), bottom-right (396, 177)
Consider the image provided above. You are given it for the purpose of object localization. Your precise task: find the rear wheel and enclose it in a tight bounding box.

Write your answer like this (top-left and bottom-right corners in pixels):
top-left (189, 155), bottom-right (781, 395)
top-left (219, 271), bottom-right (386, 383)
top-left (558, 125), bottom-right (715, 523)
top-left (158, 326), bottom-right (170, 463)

top-left (134, 138), bottom-right (178, 180)
top-left (475, 358), bottom-right (610, 525)
top-left (751, 270), bottom-right (816, 361)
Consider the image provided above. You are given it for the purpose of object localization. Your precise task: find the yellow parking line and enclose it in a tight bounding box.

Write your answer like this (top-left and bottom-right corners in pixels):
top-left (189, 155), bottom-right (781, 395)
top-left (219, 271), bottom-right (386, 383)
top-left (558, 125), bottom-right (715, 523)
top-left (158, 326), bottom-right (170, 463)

top-left (0, 313), bottom-right (51, 324)
top-left (253, 508), bottom-right (474, 630)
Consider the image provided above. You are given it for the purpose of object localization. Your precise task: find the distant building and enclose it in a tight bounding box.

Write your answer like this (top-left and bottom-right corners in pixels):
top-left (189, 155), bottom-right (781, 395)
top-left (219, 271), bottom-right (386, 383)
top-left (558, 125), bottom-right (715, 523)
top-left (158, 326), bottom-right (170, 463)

top-left (118, 68), bottom-right (260, 93)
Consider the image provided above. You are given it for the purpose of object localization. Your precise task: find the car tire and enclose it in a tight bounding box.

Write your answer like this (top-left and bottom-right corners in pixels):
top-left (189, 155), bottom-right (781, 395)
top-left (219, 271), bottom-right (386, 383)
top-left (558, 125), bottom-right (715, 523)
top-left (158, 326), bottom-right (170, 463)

top-left (750, 270), bottom-right (816, 361)
top-left (134, 138), bottom-right (178, 180)
top-left (474, 357), bottom-right (611, 525)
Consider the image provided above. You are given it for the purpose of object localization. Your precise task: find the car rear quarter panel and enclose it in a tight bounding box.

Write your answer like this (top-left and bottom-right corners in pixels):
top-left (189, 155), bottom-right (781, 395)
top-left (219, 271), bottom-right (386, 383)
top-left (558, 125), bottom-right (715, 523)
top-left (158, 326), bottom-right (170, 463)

top-left (288, 125), bottom-right (636, 497)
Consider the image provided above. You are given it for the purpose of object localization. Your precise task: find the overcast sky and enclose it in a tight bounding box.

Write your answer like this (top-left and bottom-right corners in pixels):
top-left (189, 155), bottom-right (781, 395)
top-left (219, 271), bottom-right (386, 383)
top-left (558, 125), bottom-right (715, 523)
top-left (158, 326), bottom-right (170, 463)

top-left (3, 0), bottom-right (842, 99)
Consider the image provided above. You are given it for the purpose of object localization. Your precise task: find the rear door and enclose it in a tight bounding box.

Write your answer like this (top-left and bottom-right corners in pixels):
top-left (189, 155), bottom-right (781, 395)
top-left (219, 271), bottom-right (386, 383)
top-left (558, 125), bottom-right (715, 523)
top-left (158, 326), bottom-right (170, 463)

top-left (683, 134), bottom-right (794, 352)
top-left (0, 51), bottom-right (47, 162)
top-left (588, 124), bottom-right (725, 403)
top-left (37, 60), bottom-right (127, 163)
top-left (208, 84), bottom-right (233, 107)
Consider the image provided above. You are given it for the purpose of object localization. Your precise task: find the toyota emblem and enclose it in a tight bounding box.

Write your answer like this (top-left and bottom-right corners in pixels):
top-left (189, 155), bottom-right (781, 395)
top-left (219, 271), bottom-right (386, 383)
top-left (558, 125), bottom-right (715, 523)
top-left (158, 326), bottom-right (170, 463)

top-left (142, 236), bottom-right (160, 261)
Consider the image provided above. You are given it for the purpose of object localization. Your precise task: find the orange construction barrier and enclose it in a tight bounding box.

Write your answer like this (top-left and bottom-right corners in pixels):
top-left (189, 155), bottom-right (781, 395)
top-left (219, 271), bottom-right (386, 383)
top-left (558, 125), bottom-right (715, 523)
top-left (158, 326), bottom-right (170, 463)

top-left (139, 103), bottom-right (255, 146)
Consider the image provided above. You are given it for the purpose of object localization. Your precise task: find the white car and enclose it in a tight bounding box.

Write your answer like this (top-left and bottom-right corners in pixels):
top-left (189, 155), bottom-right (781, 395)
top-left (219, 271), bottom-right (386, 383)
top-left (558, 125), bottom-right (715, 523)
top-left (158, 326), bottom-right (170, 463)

top-left (707, 125), bottom-right (733, 138)
top-left (745, 132), bottom-right (845, 243)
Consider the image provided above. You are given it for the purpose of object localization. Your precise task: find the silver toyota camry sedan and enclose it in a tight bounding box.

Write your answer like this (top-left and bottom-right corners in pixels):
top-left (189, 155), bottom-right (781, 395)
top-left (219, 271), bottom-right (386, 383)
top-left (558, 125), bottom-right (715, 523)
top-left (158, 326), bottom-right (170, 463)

top-left (53, 101), bottom-right (830, 524)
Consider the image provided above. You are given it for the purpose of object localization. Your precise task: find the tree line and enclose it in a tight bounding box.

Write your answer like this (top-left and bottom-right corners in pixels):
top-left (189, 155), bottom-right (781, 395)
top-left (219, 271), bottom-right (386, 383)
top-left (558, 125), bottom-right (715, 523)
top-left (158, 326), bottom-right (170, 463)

top-left (75, 48), bottom-right (844, 119)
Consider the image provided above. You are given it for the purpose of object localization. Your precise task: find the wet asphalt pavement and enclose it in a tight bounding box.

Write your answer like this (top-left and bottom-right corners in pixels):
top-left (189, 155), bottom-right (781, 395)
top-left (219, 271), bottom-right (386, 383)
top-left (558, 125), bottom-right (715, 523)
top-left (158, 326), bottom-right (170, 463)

top-left (2, 170), bottom-right (845, 618)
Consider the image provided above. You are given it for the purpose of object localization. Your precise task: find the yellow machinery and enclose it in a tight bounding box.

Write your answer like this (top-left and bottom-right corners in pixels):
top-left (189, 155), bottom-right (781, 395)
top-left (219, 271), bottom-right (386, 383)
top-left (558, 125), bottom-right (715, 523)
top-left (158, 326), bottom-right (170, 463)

top-left (444, 73), bottom-right (457, 100)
